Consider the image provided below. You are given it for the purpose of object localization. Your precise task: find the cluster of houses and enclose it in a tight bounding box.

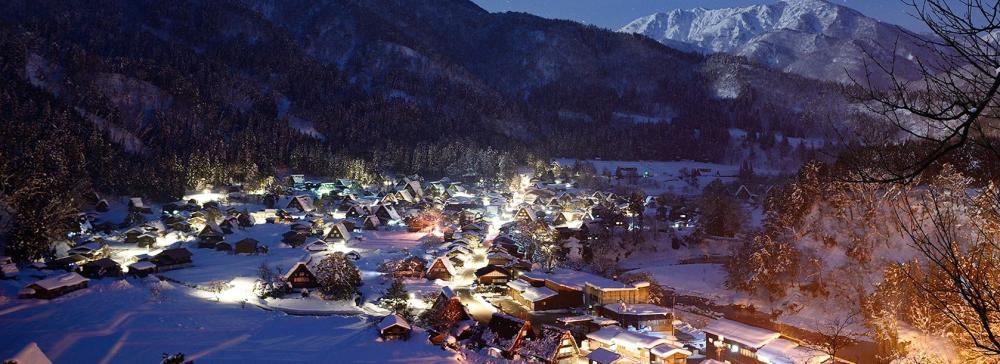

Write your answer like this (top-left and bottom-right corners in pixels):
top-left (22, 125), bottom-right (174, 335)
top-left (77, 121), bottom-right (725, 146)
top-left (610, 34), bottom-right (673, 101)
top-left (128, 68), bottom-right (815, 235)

top-left (6, 169), bottom-right (831, 364)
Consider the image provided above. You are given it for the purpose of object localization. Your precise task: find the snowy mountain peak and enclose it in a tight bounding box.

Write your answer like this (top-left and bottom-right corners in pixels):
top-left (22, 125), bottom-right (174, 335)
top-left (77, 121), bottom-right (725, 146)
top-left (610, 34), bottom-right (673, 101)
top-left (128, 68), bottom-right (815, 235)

top-left (620, 0), bottom-right (927, 83)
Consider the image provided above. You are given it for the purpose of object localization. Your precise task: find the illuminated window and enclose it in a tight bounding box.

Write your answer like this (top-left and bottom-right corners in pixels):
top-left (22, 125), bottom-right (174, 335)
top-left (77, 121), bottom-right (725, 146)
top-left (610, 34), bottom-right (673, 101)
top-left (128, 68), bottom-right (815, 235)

top-left (729, 344), bottom-right (739, 353)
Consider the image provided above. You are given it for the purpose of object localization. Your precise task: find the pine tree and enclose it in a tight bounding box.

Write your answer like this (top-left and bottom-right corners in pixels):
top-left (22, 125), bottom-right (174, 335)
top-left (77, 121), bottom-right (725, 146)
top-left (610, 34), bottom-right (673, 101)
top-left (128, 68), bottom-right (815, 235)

top-left (380, 278), bottom-right (413, 320)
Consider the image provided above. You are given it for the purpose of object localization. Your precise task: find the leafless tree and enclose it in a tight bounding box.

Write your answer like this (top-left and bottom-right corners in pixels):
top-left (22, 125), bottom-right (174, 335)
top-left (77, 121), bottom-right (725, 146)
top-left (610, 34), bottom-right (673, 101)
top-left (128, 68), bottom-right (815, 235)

top-left (895, 174), bottom-right (1000, 358)
top-left (804, 310), bottom-right (863, 364)
top-left (847, 0), bottom-right (1000, 183)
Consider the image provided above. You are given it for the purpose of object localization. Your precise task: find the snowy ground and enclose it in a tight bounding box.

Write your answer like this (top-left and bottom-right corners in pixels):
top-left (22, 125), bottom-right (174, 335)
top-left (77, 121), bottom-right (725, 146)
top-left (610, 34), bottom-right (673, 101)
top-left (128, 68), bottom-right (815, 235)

top-left (0, 278), bottom-right (458, 363)
top-left (554, 158), bottom-right (781, 196)
top-left (0, 195), bottom-right (484, 362)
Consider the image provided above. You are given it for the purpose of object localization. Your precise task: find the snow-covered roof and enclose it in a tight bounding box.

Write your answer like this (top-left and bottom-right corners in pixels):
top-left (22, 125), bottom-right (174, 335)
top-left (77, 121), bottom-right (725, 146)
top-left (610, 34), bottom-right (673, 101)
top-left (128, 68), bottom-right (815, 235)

top-left (30, 272), bottom-right (88, 291)
top-left (586, 347), bottom-right (627, 364)
top-left (304, 241), bottom-right (328, 252)
top-left (602, 303), bottom-right (670, 316)
top-left (506, 279), bottom-right (529, 290)
top-left (440, 286), bottom-right (456, 299)
top-left (378, 314), bottom-right (411, 332)
top-left (283, 261), bottom-right (313, 281)
top-left (517, 325), bottom-right (571, 360)
top-left (128, 261), bottom-right (156, 271)
top-left (520, 268), bottom-right (632, 291)
top-left (289, 195), bottom-right (316, 212)
top-left (129, 197), bottom-right (145, 208)
top-left (520, 286), bottom-right (557, 302)
top-left (6, 342), bottom-right (52, 364)
top-left (586, 326), bottom-right (668, 349)
top-left (427, 256), bottom-right (456, 276)
top-left (650, 341), bottom-right (692, 358)
top-left (756, 338), bottom-right (830, 364)
top-left (556, 315), bottom-right (617, 326)
top-left (702, 319), bottom-right (781, 349)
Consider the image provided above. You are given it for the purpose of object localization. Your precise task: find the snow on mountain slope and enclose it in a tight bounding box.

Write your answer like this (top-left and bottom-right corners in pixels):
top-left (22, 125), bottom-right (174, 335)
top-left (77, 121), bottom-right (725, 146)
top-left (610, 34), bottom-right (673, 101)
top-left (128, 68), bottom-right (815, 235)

top-left (621, 0), bottom-right (931, 83)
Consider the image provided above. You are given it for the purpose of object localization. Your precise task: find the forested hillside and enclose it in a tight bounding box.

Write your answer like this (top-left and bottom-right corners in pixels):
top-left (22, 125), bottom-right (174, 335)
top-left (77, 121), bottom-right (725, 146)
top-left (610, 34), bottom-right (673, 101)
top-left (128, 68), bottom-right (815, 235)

top-left (0, 0), bottom-right (843, 202)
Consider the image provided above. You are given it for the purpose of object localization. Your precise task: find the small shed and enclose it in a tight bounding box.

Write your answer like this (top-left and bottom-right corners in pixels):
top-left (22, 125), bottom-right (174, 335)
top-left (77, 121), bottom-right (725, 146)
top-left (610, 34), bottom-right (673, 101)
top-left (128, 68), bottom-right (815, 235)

top-left (378, 314), bottom-right (412, 341)
top-left (128, 261), bottom-right (157, 277)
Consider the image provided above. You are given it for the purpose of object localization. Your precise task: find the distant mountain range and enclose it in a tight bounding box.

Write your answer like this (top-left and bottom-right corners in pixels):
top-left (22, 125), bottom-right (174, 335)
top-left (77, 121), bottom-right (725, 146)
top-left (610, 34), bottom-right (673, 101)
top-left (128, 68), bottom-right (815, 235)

top-left (621, 0), bottom-right (933, 84)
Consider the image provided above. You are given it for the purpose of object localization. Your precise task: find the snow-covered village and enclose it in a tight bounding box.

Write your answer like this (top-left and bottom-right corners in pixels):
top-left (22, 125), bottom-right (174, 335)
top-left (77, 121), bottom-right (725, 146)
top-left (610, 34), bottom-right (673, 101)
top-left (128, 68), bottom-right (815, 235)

top-left (1, 0), bottom-right (999, 364)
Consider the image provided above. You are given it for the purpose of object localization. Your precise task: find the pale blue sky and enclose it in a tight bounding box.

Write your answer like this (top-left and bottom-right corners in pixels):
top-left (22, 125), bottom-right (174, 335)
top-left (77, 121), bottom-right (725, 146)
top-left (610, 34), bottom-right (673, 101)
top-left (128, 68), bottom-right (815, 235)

top-left (471, 0), bottom-right (943, 32)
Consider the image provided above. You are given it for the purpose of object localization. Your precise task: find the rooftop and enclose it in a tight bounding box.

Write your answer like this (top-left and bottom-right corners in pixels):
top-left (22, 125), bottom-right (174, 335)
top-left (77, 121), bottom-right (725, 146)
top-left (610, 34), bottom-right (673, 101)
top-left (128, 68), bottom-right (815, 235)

top-left (702, 319), bottom-right (781, 349)
top-left (520, 268), bottom-right (632, 291)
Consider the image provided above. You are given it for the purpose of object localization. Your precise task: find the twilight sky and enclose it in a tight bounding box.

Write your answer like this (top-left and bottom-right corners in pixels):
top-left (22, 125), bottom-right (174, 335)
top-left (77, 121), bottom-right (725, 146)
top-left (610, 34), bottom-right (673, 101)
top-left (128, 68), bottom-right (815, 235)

top-left (470, 0), bottom-right (941, 32)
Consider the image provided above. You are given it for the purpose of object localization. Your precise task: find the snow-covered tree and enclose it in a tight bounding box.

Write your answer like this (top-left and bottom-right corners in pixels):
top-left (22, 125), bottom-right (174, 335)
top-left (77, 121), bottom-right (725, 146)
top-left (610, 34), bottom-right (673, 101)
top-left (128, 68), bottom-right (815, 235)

top-left (379, 278), bottom-right (413, 320)
top-left (698, 180), bottom-right (746, 237)
top-left (315, 253), bottom-right (363, 301)
top-left (724, 234), bottom-right (799, 298)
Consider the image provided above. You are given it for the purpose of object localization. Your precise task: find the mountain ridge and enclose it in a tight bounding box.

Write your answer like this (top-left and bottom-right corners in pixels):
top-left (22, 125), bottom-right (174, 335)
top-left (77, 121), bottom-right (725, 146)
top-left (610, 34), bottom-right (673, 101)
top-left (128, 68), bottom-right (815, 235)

top-left (620, 0), bottom-right (932, 83)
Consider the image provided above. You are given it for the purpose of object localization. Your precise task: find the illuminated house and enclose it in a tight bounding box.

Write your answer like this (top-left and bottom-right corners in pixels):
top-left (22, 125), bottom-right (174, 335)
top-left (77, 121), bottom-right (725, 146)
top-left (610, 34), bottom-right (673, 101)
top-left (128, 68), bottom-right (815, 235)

top-left (703, 319), bottom-right (830, 364)
top-left (515, 206), bottom-right (539, 223)
top-left (505, 268), bottom-right (650, 312)
top-left (284, 261), bottom-right (319, 289)
top-left (584, 326), bottom-right (690, 364)
top-left (426, 256), bottom-right (456, 281)
top-left (597, 302), bottom-right (673, 334)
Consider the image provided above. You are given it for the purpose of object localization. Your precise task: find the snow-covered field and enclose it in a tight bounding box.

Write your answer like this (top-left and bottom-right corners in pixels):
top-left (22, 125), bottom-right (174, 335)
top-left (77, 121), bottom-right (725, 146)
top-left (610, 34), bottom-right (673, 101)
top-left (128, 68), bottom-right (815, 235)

top-left (0, 277), bottom-right (458, 363)
top-left (0, 196), bottom-right (477, 362)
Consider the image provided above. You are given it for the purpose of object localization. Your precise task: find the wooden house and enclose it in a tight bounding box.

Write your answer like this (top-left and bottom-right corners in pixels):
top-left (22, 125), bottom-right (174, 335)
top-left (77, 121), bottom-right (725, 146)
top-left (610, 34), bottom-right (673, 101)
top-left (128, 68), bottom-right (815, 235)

top-left (286, 195), bottom-right (316, 212)
top-left (345, 205), bottom-right (367, 219)
top-left (597, 303), bottom-right (673, 334)
top-left (515, 206), bottom-right (539, 224)
top-left (364, 215), bottom-right (381, 230)
top-left (373, 204), bottom-right (401, 222)
top-left (18, 272), bottom-right (89, 299)
top-left (152, 248), bottom-right (193, 271)
top-left (507, 278), bottom-right (568, 312)
top-left (517, 325), bottom-right (579, 364)
top-left (426, 257), bottom-right (456, 281)
top-left (487, 250), bottom-right (516, 266)
top-left (219, 217), bottom-right (238, 234)
top-left (378, 314), bottom-right (412, 341)
top-left (325, 222), bottom-right (352, 242)
top-left (198, 223), bottom-right (225, 247)
top-left (1, 256), bottom-right (18, 278)
top-left (702, 319), bottom-right (830, 364)
top-left (586, 326), bottom-right (691, 364)
top-left (425, 287), bottom-right (470, 332)
top-left (68, 241), bottom-right (108, 259)
top-left (128, 261), bottom-right (157, 277)
top-left (47, 255), bottom-right (87, 272)
top-left (215, 241), bottom-right (233, 252)
top-left (479, 313), bottom-right (532, 359)
top-left (284, 261), bottom-right (319, 289)
top-left (237, 212), bottom-right (256, 227)
top-left (128, 197), bottom-right (152, 214)
top-left (234, 238), bottom-right (259, 255)
top-left (475, 265), bottom-right (511, 285)
top-left (79, 258), bottom-right (123, 278)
